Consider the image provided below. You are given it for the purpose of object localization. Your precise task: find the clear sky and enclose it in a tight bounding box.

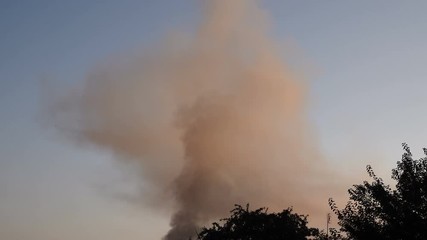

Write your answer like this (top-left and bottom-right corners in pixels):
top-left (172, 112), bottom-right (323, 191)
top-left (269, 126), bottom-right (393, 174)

top-left (2, 1), bottom-right (427, 239)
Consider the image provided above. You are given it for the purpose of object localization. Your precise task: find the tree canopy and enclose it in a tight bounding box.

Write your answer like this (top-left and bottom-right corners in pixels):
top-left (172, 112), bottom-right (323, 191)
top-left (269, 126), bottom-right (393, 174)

top-left (196, 143), bottom-right (427, 240)
top-left (329, 143), bottom-right (427, 240)
top-left (196, 204), bottom-right (318, 240)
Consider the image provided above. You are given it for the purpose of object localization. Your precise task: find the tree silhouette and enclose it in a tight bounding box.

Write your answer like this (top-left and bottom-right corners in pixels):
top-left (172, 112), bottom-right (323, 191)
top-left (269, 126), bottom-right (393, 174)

top-left (196, 204), bottom-right (319, 240)
top-left (316, 228), bottom-right (346, 240)
top-left (329, 143), bottom-right (427, 240)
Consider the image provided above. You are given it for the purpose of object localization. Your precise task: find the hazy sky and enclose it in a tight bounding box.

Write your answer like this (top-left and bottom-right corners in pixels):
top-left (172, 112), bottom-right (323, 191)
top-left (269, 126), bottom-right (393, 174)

top-left (2, 1), bottom-right (427, 239)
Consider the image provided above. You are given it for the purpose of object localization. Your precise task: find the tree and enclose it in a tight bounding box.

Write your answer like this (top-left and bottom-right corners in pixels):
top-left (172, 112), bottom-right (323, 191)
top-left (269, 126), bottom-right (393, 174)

top-left (316, 228), bottom-right (347, 240)
top-left (196, 204), bottom-right (319, 240)
top-left (329, 143), bottom-right (427, 240)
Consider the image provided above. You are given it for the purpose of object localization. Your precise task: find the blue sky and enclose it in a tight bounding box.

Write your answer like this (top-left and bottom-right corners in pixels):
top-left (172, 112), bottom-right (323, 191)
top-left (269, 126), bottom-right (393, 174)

top-left (2, 1), bottom-right (427, 239)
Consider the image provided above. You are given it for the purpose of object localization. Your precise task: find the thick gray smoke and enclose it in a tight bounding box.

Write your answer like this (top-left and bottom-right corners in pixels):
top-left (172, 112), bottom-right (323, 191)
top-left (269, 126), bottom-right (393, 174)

top-left (51, 1), bottom-right (342, 239)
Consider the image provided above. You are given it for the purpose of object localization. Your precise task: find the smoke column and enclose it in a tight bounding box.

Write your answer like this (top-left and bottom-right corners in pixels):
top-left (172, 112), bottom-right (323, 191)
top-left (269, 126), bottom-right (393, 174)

top-left (51, 0), bottom-right (340, 239)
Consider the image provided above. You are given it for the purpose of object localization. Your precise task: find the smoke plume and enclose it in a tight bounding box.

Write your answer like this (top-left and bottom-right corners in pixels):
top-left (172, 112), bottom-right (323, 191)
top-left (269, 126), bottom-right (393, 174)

top-left (51, 0), bottom-right (341, 239)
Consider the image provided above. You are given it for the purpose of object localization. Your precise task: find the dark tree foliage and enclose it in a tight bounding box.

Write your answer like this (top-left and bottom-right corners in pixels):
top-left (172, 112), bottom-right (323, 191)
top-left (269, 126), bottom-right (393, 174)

top-left (196, 204), bottom-right (319, 240)
top-left (316, 228), bottom-right (347, 240)
top-left (329, 143), bottom-right (427, 240)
